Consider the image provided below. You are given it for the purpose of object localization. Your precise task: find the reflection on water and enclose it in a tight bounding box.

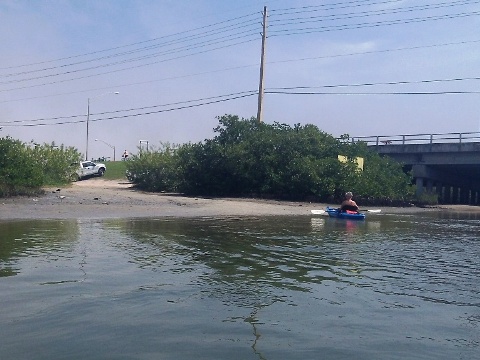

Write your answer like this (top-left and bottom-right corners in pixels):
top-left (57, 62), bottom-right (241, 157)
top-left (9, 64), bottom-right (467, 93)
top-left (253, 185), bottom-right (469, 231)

top-left (0, 212), bottom-right (479, 359)
top-left (0, 220), bottom-right (79, 277)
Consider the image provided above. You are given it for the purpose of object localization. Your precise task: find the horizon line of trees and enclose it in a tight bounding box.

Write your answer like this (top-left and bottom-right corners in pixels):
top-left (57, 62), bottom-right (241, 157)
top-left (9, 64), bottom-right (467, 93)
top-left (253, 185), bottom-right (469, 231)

top-left (1, 115), bottom-right (417, 204)
top-left (126, 115), bottom-right (415, 205)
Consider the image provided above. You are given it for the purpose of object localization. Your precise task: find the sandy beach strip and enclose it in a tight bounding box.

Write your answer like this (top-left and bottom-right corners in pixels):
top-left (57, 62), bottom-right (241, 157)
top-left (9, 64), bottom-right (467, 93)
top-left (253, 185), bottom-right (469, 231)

top-left (0, 179), bottom-right (477, 220)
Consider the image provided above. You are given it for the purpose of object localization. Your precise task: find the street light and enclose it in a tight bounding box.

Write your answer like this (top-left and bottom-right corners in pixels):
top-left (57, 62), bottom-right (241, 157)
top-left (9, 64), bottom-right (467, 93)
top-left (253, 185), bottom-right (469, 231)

top-left (86, 91), bottom-right (119, 160)
top-left (139, 140), bottom-right (149, 158)
top-left (95, 139), bottom-right (116, 161)
top-left (139, 140), bottom-right (149, 151)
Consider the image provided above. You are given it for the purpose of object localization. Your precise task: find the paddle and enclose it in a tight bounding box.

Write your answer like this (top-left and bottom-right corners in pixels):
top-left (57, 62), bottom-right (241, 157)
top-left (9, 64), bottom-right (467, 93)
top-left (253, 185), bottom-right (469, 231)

top-left (311, 209), bottom-right (381, 215)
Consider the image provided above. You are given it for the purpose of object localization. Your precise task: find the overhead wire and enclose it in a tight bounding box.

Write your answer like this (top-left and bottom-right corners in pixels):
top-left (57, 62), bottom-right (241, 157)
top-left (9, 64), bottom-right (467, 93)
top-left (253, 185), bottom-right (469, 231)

top-left (4, 87), bottom-right (479, 128)
top-left (1, 0), bottom-right (478, 130)
top-left (0, 30), bottom-right (260, 85)
top-left (0, 37), bottom-right (258, 92)
top-left (2, 37), bottom-right (479, 104)
top-left (3, 72), bottom-right (480, 127)
top-left (269, 10), bottom-right (480, 36)
top-left (268, 76), bottom-right (480, 90)
top-left (269, 0), bottom-right (480, 26)
top-left (266, 90), bottom-right (480, 95)
top-left (268, 39), bottom-right (480, 65)
top-left (0, 91), bottom-right (258, 127)
top-left (0, 16), bottom-right (261, 79)
top-left (269, 0), bottom-right (477, 16)
top-left (269, 0), bottom-right (401, 15)
top-left (2, 0), bottom-right (477, 88)
top-left (0, 11), bottom-right (260, 71)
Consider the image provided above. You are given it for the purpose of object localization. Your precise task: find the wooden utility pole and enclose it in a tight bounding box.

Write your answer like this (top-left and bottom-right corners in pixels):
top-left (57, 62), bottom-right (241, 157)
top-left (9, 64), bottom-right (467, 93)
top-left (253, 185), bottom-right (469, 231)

top-left (256, 6), bottom-right (267, 123)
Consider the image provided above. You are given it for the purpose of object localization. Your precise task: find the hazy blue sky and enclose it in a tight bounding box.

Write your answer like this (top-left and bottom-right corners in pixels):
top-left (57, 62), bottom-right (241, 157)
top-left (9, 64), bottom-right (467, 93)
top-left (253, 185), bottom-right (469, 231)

top-left (1, 0), bottom-right (479, 160)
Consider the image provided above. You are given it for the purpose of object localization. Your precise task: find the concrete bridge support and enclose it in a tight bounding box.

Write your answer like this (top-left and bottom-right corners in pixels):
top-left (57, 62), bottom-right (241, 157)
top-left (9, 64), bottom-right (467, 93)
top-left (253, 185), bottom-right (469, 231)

top-left (412, 165), bottom-right (480, 205)
top-left (426, 180), bottom-right (434, 194)
top-left (415, 177), bottom-right (424, 198)
top-left (369, 140), bottom-right (480, 206)
top-left (452, 187), bottom-right (459, 204)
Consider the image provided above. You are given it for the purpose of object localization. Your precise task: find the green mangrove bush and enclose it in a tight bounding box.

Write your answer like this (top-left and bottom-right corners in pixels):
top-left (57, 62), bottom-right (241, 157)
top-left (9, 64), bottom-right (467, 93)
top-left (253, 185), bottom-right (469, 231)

top-left (0, 137), bottom-right (82, 197)
top-left (126, 115), bottom-right (414, 202)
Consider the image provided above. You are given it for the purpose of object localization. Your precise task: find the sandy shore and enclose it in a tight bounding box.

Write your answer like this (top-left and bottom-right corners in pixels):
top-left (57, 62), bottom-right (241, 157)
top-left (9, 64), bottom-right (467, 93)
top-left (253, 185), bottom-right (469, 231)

top-left (0, 178), bottom-right (477, 220)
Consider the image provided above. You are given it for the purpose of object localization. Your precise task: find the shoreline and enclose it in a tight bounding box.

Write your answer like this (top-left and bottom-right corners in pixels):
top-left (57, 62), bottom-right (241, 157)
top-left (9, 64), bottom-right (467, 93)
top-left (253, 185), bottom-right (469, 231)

top-left (1, 179), bottom-right (478, 220)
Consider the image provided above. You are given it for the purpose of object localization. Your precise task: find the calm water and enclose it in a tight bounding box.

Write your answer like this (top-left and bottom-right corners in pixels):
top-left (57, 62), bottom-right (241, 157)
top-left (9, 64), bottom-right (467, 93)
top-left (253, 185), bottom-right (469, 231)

top-left (0, 213), bottom-right (479, 359)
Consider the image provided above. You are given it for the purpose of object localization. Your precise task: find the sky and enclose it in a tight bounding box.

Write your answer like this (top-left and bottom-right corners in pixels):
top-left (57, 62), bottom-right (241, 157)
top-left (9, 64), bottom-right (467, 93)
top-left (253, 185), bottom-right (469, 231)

top-left (1, 0), bottom-right (479, 160)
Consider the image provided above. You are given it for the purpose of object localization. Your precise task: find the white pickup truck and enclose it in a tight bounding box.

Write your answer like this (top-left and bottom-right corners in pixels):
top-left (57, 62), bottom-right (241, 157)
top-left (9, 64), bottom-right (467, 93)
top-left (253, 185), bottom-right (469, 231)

top-left (75, 161), bottom-right (106, 180)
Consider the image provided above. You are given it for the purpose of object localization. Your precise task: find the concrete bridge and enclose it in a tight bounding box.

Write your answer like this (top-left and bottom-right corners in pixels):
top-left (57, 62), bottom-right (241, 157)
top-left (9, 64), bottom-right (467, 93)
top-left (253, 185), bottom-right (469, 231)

top-left (351, 132), bottom-right (480, 205)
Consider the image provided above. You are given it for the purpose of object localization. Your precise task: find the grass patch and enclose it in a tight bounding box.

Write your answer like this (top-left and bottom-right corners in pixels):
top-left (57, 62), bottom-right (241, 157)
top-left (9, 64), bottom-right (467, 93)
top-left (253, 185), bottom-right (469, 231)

top-left (104, 161), bottom-right (128, 180)
top-left (416, 191), bottom-right (439, 206)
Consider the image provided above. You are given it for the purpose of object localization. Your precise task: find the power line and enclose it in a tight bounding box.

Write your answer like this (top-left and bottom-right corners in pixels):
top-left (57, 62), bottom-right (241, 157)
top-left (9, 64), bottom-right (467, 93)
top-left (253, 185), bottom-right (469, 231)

top-left (0, 37), bottom-right (258, 93)
top-left (0, 64), bottom-right (258, 104)
top-left (0, 17), bottom-right (261, 80)
top-left (0, 12), bottom-right (260, 71)
top-left (2, 38), bottom-right (479, 105)
top-left (0, 30), bottom-right (260, 85)
top-left (269, 10), bottom-right (480, 36)
top-left (0, 91), bottom-right (258, 126)
top-left (3, 2), bottom-right (477, 88)
top-left (91, 91), bottom-right (258, 117)
top-left (269, 0), bottom-right (400, 15)
top-left (3, 71), bottom-right (480, 126)
top-left (269, 39), bottom-right (480, 65)
top-left (269, 0), bottom-right (480, 26)
top-left (268, 76), bottom-right (480, 90)
top-left (266, 90), bottom-right (480, 95)
top-left (270, 0), bottom-right (477, 15)
top-left (1, 0), bottom-right (478, 126)
top-left (2, 86), bottom-right (478, 127)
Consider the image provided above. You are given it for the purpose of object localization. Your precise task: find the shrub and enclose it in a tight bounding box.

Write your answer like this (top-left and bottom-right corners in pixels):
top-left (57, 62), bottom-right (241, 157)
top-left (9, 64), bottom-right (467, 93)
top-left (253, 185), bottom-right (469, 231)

top-left (126, 143), bottom-right (179, 192)
top-left (28, 142), bottom-right (82, 184)
top-left (416, 191), bottom-right (439, 206)
top-left (125, 115), bottom-right (414, 203)
top-left (0, 137), bottom-right (43, 196)
top-left (0, 137), bottom-right (82, 197)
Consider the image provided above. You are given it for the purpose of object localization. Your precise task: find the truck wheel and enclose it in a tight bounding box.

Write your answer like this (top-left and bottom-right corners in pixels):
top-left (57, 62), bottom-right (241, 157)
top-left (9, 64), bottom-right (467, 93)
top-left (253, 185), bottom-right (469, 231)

top-left (98, 168), bottom-right (105, 176)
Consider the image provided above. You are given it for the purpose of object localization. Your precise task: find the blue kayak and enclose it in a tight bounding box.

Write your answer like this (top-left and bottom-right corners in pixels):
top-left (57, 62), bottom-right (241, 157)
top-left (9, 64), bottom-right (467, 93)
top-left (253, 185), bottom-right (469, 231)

top-left (326, 207), bottom-right (366, 220)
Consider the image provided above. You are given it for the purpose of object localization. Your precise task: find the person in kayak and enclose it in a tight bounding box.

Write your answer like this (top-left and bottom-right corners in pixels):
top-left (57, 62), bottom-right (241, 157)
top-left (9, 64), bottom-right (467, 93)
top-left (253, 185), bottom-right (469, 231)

top-left (340, 192), bottom-right (359, 212)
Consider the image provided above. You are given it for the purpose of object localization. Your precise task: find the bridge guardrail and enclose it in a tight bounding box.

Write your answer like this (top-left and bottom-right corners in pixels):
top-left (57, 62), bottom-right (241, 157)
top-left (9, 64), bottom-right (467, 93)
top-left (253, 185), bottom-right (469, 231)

top-left (351, 132), bottom-right (480, 146)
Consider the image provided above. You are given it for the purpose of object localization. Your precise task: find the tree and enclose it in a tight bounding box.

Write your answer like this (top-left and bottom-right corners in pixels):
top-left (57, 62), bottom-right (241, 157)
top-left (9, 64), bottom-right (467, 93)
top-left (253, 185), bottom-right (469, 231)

top-left (0, 137), bottom-right (43, 196)
top-left (0, 137), bottom-right (83, 197)
top-left (125, 115), bottom-right (414, 203)
top-left (126, 142), bottom-right (179, 192)
top-left (29, 142), bottom-right (81, 184)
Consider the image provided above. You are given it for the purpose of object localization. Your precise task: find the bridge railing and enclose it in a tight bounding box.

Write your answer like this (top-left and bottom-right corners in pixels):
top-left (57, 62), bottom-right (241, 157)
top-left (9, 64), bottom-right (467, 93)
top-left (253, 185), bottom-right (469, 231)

top-left (351, 131), bottom-right (480, 146)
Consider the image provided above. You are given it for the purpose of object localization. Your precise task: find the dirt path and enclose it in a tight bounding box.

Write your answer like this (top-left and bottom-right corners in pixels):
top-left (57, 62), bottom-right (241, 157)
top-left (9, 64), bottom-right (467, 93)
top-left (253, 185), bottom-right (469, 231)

top-left (0, 178), bottom-right (476, 220)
